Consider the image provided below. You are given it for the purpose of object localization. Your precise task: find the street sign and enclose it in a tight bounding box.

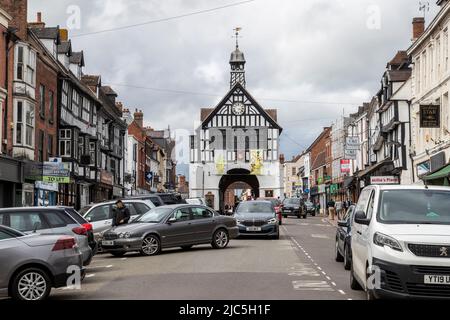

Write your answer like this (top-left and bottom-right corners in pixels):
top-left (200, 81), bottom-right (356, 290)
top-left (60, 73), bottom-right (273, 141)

top-left (370, 176), bottom-right (399, 185)
top-left (345, 137), bottom-right (360, 150)
top-left (145, 171), bottom-right (153, 182)
top-left (340, 159), bottom-right (351, 173)
top-left (420, 105), bottom-right (440, 128)
top-left (304, 189), bottom-right (310, 194)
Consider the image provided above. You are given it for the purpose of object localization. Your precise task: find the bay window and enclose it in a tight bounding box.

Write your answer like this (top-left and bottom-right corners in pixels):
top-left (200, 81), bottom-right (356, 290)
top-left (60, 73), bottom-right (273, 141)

top-left (59, 129), bottom-right (72, 157)
top-left (15, 45), bottom-right (36, 87)
top-left (14, 100), bottom-right (35, 148)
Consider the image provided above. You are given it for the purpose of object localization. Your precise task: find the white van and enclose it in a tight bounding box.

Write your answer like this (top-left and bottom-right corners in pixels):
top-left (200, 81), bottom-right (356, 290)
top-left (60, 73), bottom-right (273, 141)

top-left (350, 185), bottom-right (450, 299)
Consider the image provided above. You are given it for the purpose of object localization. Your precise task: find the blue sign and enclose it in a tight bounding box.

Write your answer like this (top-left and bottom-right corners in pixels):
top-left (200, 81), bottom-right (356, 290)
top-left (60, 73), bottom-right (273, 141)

top-left (304, 189), bottom-right (310, 194)
top-left (145, 172), bottom-right (153, 182)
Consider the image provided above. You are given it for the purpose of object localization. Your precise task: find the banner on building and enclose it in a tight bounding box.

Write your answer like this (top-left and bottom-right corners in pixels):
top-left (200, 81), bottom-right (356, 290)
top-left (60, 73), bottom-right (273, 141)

top-left (215, 150), bottom-right (226, 175)
top-left (340, 159), bottom-right (351, 173)
top-left (330, 184), bottom-right (339, 195)
top-left (420, 105), bottom-right (440, 128)
top-left (370, 176), bottom-right (400, 185)
top-left (250, 149), bottom-right (264, 175)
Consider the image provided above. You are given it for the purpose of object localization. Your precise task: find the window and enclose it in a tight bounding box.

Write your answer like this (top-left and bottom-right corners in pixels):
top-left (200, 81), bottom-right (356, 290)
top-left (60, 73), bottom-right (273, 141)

top-left (81, 97), bottom-right (90, 122)
top-left (38, 130), bottom-right (44, 162)
top-left (134, 203), bottom-right (151, 214)
top-left (39, 85), bottom-right (45, 118)
top-left (86, 205), bottom-right (111, 222)
top-left (123, 203), bottom-right (137, 216)
top-left (78, 136), bottom-right (84, 160)
top-left (172, 208), bottom-right (191, 222)
top-left (49, 90), bottom-right (54, 123)
top-left (59, 129), bottom-right (72, 157)
top-left (48, 135), bottom-right (53, 158)
top-left (26, 51), bottom-right (36, 86)
top-left (16, 46), bottom-right (24, 80)
top-left (0, 230), bottom-right (15, 240)
top-left (89, 142), bottom-right (96, 165)
top-left (292, 167), bottom-right (296, 176)
top-left (72, 90), bottom-right (80, 117)
top-left (8, 212), bottom-right (49, 232)
top-left (191, 207), bottom-right (213, 219)
top-left (44, 211), bottom-right (67, 228)
top-left (14, 100), bottom-right (35, 147)
top-left (61, 81), bottom-right (69, 109)
top-left (445, 29), bottom-right (449, 72)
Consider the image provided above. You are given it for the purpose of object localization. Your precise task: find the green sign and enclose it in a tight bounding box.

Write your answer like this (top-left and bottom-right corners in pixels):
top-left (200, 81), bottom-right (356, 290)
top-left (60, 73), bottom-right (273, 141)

top-left (42, 176), bottom-right (70, 183)
top-left (42, 162), bottom-right (70, 184)
top-left (330, 184), bottom-right (339, 194)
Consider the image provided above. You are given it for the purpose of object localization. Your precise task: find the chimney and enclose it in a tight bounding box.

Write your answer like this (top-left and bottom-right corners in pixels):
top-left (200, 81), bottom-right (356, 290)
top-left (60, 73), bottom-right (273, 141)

top-left (279, 154), bottom-right (285, 164)
top-left (0, 0), bottom-right (28, 40)
top-left (28, 12), bottom-right (45, 29)
top-left (412, 17), bottom-right (425, 41)
top-left (134, 109), bottom-right (144, 128)
top-left (59, 28), bottom-right (68, 41)
top-left (115, 102), bottom-right (123, 112)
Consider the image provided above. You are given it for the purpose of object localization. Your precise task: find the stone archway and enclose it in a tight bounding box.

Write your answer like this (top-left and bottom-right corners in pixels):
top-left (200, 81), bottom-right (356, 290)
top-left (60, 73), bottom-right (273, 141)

top-left (218, 168), bottom-right (259, 212)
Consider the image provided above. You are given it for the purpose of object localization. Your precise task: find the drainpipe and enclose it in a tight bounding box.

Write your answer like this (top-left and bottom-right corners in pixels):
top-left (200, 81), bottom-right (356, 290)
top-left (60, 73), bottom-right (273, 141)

top-left (407, 100), bottom-right (415, 184)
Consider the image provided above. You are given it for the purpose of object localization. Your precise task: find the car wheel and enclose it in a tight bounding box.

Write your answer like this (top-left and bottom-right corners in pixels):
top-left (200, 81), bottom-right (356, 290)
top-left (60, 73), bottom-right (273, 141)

top-left (350, 263), bottom-right (363, 291)
top-left (303, 214), bottom-right (307, 219)
top-left (335, 239), bottom-right (344, 262)
top-left (344, 244), bottom-right (351, 270)
top-left (272, 232), bottom-right (280, 240)
top-left (140, 235), bottom-right (161, 256)
top-left (212, 229), bottom-right (229, 249)
top-left (111, 251), bottom-right (126, 257)
top-left (181, 245), bottom-right (193, 250)
top-left (11, 267), bottom-right (51, 301)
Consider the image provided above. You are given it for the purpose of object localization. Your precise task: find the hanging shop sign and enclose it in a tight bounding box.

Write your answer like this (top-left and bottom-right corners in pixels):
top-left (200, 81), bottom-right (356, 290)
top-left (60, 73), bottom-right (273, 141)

top-left (340, 159), bottom-right (351, 173)
top-left (344, 149), bottom-right (357, 160)
top-left (345, 137), bottom-right (360, 150)
top-left (330, 184), bottom-right (339, 194)
top-left (420, 105), bottom-right (440, 128)
top-left (42, 162), bottom-right (70, 183)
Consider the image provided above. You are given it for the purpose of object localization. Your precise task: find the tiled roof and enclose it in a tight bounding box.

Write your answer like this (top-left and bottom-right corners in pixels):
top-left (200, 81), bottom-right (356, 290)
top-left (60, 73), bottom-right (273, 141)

top-left (387, 69), bottom-right (411, 82)
top-left (30, 27), bottom-right (59, 40)
top-left (81, 75), bottom-right (101, 87)
top-left (69, 51), bottom-right (84, 66)
top-left (201, 108), bottom-right (214, 121)
top-left (57, 40), bottom-right (71, 54)
top-left (100, 86), bottom-right (117, 96)
top-left (265, 109), bottom-right (277, 122)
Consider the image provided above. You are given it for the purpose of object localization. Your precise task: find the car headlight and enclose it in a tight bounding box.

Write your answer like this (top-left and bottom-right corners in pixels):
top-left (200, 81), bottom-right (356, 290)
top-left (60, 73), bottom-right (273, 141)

top-left (294, 207), bottom-right (300, 210)
top-left (118, 232), bottom-right (131, 239)
top-left (373, 232), bottom-right (403, 252)
top-left (268, 218), bottom-right (278, 225)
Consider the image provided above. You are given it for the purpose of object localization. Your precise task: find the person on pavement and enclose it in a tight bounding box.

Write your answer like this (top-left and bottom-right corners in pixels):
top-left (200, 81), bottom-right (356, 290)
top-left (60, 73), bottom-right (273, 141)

top-left (112, 200), bottom-right (131, 227)
top-left (327, 198), bottom-right (336, 221)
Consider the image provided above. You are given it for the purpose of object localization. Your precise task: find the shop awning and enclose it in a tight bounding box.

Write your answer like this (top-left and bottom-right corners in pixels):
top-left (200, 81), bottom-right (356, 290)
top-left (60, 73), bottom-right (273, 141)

top-left (356, 159), bottom-right (393, 179)
top-left (343, 176), bottom-right (355, 189)
top-left (423, 164), bottom-right (450, 181)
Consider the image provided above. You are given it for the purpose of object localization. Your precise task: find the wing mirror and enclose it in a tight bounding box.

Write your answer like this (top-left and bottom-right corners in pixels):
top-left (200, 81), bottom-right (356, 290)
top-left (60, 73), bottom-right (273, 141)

top-left (167, 217), bottom-right (177, 224)
top-left (354, 211), bottom-right (370, 225)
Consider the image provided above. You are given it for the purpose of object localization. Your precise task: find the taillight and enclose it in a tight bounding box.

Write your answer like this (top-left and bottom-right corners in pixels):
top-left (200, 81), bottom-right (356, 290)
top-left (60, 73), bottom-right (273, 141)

top-left (52, 236), bottom-right (76, 251)
top-left (82, 223), bottom-right (93, 232)
top-left (72, 226), bottom-right (88, 236)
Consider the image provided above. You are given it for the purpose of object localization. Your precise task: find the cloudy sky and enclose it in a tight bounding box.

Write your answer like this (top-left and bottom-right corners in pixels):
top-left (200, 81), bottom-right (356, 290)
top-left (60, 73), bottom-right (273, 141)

top-left (29, 0), bottom-right (439, 171)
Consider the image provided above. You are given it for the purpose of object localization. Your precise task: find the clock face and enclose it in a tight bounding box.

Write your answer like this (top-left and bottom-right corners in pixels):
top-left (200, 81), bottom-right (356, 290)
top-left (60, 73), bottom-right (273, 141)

top-left (232, 102), bottom-right (245, 115)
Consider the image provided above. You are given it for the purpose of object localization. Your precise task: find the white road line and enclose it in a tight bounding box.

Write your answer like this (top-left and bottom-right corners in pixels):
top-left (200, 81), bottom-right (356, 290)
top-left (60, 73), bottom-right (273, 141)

top-left (85, 274), bottom-right (96, 278)
top-left (339, 290), bottom-right (346, 295)
top-left (321, 271), bottom-right (327, 275)
top-left (347, 298), bottom-right (353, 300)
top-left (331, 282), bottom-right (337, 287)
top-left (326, 276), bottom-right (331, 280)
top-left (292, 280), bottom-right (335, 292)
top-left (85, 264), bottom-right (113, 270)
top-left (317, 267), bottom-right (322, 270)
top-left (120, 258), bottom-right (127, 260)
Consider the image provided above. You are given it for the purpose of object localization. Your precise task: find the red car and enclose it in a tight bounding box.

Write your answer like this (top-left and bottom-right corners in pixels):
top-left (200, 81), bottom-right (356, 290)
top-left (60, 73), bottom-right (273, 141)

top-left (258, 198), bottom-right (283, 225)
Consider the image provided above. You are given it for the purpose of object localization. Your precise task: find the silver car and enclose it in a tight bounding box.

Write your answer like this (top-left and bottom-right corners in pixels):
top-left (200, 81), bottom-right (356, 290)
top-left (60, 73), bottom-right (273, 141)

top-left (0, 225), bottom-right (83, 300)
top-left (80, 199), bottom-right (155, 239)
top-left (0, 207), bottom-right (94, 266)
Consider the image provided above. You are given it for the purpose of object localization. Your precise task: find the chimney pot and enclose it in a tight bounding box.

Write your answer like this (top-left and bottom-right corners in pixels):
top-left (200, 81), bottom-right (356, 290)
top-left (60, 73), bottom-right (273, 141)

top-left (37, 12), bottom-right (41, 22)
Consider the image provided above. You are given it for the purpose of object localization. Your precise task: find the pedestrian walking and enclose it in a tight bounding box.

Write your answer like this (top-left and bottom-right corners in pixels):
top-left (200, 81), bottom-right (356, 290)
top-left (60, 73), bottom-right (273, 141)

top-left (327, 198), bottom-right (336, 221)
top-left (112, 200), bottom-right (131, 227)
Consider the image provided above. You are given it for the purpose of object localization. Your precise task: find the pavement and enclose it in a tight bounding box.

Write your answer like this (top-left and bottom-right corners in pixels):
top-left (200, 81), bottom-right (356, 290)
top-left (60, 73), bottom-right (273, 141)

top-left (43, 215), bottom-right (365, 300)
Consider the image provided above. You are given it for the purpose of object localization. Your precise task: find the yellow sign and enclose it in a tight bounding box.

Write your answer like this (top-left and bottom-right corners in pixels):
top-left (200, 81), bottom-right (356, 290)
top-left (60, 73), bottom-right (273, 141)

top-left (43, 176), bottom-right (70, 183)
top-left (215, 151), bottom-right (226, 175)
top-left (250, 150), bottom-right (264, 175)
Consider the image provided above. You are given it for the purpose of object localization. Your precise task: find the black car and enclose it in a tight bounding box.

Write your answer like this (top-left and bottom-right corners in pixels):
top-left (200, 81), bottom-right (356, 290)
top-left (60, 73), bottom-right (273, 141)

top-left (303, 201), bottom-right (316, 216)
top-left (101, 204), bottom-right (238, 256)
top-left (234, 201), bottom-right (280, 239)
top-left (335, 205), bottom-right (355, 270)
top-left (282, 198), bottom-right (306, 219)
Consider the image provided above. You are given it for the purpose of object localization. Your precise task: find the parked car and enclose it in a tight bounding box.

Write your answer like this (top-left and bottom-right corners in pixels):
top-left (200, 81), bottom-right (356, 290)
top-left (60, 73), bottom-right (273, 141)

top-left (101, 204), bottom-right (238, 256)
top-left (235, 200), bottom-right (280, 239)
top-left (155, 193), bottom-right (187, 205)
top-left (0, 225), bottom-right (84, 300)
top-left (335, 205), bottom-right (355, 270)
top-left (80, 199), bottom-right (155, 239)
top-left (282, 198), bottom-right (306, 219)
top-left (185, 198), bottom-right (206, 206)
top-left (123, 194), bottom-right (165, 207)
top-left (258, 198), bottom-right (283, 225)
top-left (304, 201), bottom-right (316, 216)
top-left (0, 206), bottom-right (94, 266)
top-left (350, 185), bottom-right (450, 300)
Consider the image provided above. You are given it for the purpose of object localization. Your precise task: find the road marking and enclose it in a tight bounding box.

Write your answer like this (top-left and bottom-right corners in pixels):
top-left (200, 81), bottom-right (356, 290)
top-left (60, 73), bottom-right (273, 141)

top-left (85, 273), bottom-right (96, 278)
top-left (331, 282), bottom-right (337, 287)
top-left (288, 264), bottom-right (321, 277)
top-left (326, 276), bottom-right (331, 280)
top-left (311, 234), bottom-right (330, 239)
top-left (317, 267), bottom-right (322, 270)
top-left (339, 290), bottom-right (346, 295)
top-left (292, 280), bottom-right (334, 291)
top-left (85, 264), bottom-right (113, 270)
top-left (348, 298), bottom-right (353, 300)
top-left (120, 258), bottom-right (127, 261)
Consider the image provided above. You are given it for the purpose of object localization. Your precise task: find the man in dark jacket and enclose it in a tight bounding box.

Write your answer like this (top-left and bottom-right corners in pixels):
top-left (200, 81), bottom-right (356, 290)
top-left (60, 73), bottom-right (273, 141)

top-left (112, 200), bottom-right (131, 227)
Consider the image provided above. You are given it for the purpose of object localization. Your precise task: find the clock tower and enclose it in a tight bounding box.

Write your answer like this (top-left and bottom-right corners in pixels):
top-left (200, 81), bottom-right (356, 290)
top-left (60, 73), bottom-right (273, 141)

top-left (230, 27), bottom-right (246, 88)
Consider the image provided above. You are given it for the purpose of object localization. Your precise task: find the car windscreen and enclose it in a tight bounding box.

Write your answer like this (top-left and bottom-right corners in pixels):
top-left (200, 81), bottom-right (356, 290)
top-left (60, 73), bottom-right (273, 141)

top-left (283, 198), bottom-right (301, 205)
top-left (65, 208), bottom-right (88, 224)
top-left (236, 202), bottom-right (274, 214)
top-left (135, 207), bottom-right (174, 223)
top-left (79, 206), bottom-right (92, 216)
top-left (379, 189), bottom-right (450, 224)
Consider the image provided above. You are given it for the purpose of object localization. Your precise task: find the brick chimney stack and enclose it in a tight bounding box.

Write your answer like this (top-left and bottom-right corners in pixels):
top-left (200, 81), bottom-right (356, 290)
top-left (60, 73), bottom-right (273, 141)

top-left (115, 102), bottom-right (123, 113)
top-left (412, 17), bottom-right (425, 41)
top-left (134, 109), bottom-right (144, 128)
top-left (28, 12), bottom-right (45, 28)
top-left (0, 0), bottom-right (28, 40)
top-left (279, 154), bottom-right (285, 164)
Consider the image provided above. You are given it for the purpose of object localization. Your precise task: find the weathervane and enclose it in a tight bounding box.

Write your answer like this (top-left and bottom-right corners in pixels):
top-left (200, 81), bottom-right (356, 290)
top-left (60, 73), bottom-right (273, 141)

top-left (419, 1), bottom-right (430, 19)
top-left (233, 27), bottom-right (242, 49)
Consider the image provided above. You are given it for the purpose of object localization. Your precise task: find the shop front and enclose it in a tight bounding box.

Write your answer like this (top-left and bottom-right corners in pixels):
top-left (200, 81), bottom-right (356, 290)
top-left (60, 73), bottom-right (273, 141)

top-left (35, 181), bottom-right (58, 206)
top-left (93, 170), bottom-right (113, 203)
top-left (0, 156), bottom-right (24, 207)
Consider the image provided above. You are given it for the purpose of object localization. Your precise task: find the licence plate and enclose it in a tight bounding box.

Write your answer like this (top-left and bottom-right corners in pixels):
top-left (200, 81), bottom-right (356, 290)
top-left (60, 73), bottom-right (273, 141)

top-left (284, 210), bottom-right (291, 212)
top-left (424, 275), bottom-right (450, 285)
top-left (102, 240), bottom-right (115, 246)
top-left (246, 227), bottom-right (262, 232)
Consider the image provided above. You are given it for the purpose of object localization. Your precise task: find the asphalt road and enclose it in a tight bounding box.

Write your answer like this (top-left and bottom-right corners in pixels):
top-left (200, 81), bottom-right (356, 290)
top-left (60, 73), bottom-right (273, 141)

top-left (49, 216), bottom-right (366, 300)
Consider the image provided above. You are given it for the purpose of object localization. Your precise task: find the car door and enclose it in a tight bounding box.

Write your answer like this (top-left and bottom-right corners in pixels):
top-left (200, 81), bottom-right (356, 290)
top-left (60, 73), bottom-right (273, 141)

top-left (190, 207), bottom-right (216, 242)
top-left (84, 204), bottom-right (112, 234)
top-left (359, 190), bottom-right (376, 283)
top-left (351, 188), bottom-right (373, 279)
top-left (162, 207), bottom-right (194, 247)
top-left (0, 229), bottom-right (25, 290)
